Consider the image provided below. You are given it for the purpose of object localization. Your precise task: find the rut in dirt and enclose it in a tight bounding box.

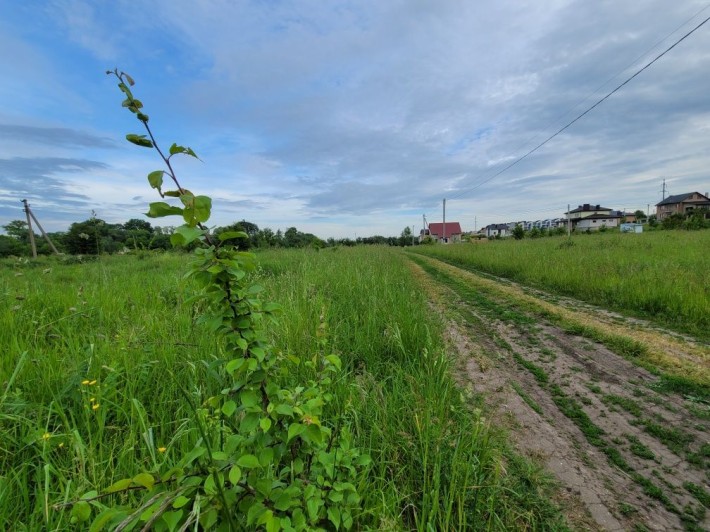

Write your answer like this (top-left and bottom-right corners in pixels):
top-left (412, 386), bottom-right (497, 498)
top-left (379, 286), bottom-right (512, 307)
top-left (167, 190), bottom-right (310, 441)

top-left (410, 254), bottom-right (710, 532)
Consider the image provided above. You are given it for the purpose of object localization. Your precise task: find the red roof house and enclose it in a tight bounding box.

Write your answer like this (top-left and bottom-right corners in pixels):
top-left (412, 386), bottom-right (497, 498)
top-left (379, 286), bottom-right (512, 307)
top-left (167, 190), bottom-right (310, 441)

top-left (426, 222), bottom-right (463, 243)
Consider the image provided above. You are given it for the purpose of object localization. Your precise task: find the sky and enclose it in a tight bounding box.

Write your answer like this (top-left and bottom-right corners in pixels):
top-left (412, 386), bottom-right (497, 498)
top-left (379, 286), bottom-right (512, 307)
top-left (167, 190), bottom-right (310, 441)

top-left (0, 0), bottom-right (709, 239)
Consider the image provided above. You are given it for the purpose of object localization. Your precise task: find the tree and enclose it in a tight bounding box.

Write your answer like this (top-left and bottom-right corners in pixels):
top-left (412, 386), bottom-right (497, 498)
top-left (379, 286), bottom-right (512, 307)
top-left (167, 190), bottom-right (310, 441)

top-left (0, 235), bottom-right (26, 257)
top-left (511, 224), bottom-right (525, 240)
top-left (634, 209), bottom-right (647, 222)
top-left (63, 218), bottom-right (110, 254)
top-left (399, 226), bottom-right (413, 246)
top-left (2, 220), bottom-right (30, 243)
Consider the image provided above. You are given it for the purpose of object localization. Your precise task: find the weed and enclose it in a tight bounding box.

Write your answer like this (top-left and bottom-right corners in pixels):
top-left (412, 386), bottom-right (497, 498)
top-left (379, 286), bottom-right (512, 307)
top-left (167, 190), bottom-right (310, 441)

top-left (510, 382), bottom-right (543, 415)
top-left (603, 394), bottom-right (642, 417)
top-left (626, 435), bottom-right (655, 460)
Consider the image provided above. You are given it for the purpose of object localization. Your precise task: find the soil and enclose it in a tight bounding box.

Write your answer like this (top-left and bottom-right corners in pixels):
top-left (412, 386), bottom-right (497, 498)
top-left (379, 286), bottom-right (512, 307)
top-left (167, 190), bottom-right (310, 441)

top-left (409, 255), bottom-right (710, 531)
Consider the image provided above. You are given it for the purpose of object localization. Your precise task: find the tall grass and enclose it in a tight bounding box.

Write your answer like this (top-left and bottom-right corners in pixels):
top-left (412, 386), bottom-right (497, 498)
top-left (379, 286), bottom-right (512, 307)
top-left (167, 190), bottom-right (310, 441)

top-left (413, 231), bottom-right (710, 341)
top-left (0, 249), bottom-right (566, 529)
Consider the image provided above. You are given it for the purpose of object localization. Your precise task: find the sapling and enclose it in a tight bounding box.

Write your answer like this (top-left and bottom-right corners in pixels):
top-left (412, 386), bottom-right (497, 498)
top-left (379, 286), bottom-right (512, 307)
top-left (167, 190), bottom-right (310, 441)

top-left (61, 69), bottom-right (368, 531)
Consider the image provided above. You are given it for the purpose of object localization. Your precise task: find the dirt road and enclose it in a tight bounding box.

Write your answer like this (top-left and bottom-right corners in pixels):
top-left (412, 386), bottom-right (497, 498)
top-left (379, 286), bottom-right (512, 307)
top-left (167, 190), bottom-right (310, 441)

top-left (410, 254), bottom-right (710, 531)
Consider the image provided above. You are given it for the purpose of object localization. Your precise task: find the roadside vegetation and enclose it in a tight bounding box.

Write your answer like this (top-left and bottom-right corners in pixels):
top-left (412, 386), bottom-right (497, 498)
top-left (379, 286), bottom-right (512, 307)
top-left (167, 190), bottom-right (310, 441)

top-left (412, 230), bottom-right (710, 342)
top-left (0, 248), bottom-right (568, 529)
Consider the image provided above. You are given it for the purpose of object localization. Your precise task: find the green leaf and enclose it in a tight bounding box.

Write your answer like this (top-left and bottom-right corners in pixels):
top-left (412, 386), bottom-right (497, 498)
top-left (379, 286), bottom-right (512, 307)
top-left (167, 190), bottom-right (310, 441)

top-left (161, 510), bottom-right (183, 531)
top-left (218, 231), bottom-right (248, 241)
top-left (328, 506), bottom-right (341, 529)
top-left (147, 170), bottom-right (164, 191)
top-left (274, 492), bottom-right (293, 511)
top-left (193, 195), bottom-right (211, 223)
top-left (221, 400), bottom-right (237, 416)
top-left (180, 444), bottom-right (206, 467)
top-left (126, 133), bottom-right (153, 148)
top-left (228, 465), bottom-right (242, 486)
top-left (247, 502), bottom-right (266, 526)
top-left (169, 143), bottom-right (186, 155)
top-left (236, 454), bottom-right (260, 468)
top-left (170, 225), bottom-right (205, 247)
top-left (260, 417), bottom-right (272, 432)
top-left (203, 473), bottom-right (217, 495)
top-left (172, 496), bottom-right (191, 509)
top-left (71, 500), bottom-right (91, 523)
top-left (226, 358), bottom-right (246, 374)
top-left (240, 412), bottom-right (260, 432)
top-left (89, 508), bottom-right (123, 532)
top-left (163, 190), bottom-right (181, 197)
top-left (275, 403), bottom-right (293, 416)
top-left (106, 478), bottom-right (132, 493)
top-left (325, 354), bottom-right (342, 371)
top-left (306, 497), bottom-right (321, 522)
top-left (287, 423), bottom-right (306, 442)
top-left (260, 510), bottom-right (279, 532)
top-left (132, 472), bottom-right (155, 490)
top-left (259, 447), bottom-right (274, 466)
top-left (240, 389), bottom-right (259, 408)
top-left (146, 202), bottom-right (183, 218)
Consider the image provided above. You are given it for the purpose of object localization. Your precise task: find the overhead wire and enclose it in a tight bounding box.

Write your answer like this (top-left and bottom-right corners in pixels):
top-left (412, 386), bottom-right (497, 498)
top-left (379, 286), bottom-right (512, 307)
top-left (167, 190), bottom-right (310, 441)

top-left (445, 12), bottom-right (710, 202)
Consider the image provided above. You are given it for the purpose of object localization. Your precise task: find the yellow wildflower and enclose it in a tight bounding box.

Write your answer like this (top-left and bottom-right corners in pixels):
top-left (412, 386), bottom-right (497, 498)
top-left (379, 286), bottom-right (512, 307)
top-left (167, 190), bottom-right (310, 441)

top-left (81, 379), bottom-right (90, 385)
top-left (42, 432), bottom-right (51, 440)
top-left (92, 403), bottom-right (100, 410)
top-left (158, 447), bottom-right (167, 453)
top-left (89, 397), bottom-right (95, 402)
top-left (89, 380), bottom-right (97, 386)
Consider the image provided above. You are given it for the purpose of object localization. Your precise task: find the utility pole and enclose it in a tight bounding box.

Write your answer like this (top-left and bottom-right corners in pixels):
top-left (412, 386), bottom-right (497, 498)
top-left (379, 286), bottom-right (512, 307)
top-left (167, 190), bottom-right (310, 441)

top-left (442, 198), bottom-right (446, 242)
top-left (661, 179), bottom-right (667, 201)
top-left (567, 203), bottom-right (571, 238)
top-left (22, 199), bottom-right (60, 257)
top-left (22, 199), bottom-right (38, 259)
top-left (474, 216), bottom-right (477, 233)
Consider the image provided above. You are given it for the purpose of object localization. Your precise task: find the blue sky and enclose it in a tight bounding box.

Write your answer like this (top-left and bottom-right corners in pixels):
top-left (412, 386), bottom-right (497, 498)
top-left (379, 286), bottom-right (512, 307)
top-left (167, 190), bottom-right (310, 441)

top-left (1, 0), bottom-right (709, 238)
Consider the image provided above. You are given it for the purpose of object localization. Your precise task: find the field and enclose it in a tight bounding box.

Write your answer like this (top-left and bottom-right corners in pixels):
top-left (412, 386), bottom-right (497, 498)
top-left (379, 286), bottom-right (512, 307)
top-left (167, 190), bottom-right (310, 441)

top-left (408, 232), bottom-right (710, 531)
top-left (413, 231), bottom-right (710, 342)
top-left (0, 249), bottom-right (566, 530)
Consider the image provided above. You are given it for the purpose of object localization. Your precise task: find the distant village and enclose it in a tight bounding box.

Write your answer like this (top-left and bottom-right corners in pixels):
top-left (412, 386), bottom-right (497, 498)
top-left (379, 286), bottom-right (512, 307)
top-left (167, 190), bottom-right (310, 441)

top-left (419, 191), bottom-right (710, 243)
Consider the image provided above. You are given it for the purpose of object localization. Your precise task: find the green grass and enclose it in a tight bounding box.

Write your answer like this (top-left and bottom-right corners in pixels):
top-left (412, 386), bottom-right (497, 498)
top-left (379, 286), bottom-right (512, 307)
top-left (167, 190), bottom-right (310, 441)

top-left (413, 231), bottom-right (710, 341)
top-left (0, 248), bottom-right (568, 530)
top-left (510, 382), bottom-right (543, 415)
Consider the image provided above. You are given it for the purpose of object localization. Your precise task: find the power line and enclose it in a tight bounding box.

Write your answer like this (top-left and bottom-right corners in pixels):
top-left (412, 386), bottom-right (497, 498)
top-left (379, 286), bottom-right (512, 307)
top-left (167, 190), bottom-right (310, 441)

top-left (448, 13), bottom-right (710, 201)
top-left (447, 4), bottom-right (710, 206)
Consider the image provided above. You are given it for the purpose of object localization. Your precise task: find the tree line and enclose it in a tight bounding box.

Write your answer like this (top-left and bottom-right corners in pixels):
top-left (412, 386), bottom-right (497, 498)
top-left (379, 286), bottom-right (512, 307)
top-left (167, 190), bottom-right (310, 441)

top-left (0, 218), bottom-right (419, 257)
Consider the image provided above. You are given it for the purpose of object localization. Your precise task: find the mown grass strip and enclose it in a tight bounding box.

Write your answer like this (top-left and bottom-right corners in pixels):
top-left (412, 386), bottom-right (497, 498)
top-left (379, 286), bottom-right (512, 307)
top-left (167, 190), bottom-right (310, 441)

top-left (411, 231), bottom-right (710, 341)
top-left (408, 252), bottom-right (710, 402)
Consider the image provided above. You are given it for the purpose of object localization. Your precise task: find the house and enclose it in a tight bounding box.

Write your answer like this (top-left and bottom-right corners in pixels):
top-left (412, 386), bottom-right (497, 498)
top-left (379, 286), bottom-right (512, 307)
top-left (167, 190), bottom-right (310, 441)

top-left (574, 214), bottom-right (621, 231)
top-left (566, 204), bottom-right (613, 221)
top-left (425, 222), bottom-right (463, 243)
top-left (565, 204), bottom-right (621, 231)
top-left (655, 192), bottom-right (710, 220)
top-left (484, 223), bottom-right (510, 238)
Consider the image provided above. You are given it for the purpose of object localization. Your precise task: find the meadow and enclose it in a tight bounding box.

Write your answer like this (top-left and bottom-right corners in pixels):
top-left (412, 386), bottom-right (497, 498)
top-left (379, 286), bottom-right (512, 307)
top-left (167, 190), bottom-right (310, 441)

top-left (412, 230), bottom-right (710, 342)
top-left (0, 248), bottom-right (565, 530)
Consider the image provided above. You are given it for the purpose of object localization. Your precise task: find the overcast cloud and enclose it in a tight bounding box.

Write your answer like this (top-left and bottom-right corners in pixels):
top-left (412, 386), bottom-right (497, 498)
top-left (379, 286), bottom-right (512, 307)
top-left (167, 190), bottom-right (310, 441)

top-left (0, 0), bottom-right (708, 237)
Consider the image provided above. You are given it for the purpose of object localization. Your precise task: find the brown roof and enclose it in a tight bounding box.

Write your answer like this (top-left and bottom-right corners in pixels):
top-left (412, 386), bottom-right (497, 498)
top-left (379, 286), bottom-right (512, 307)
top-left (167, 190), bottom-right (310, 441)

top-left (428, 222), bottom-right (462, 236)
